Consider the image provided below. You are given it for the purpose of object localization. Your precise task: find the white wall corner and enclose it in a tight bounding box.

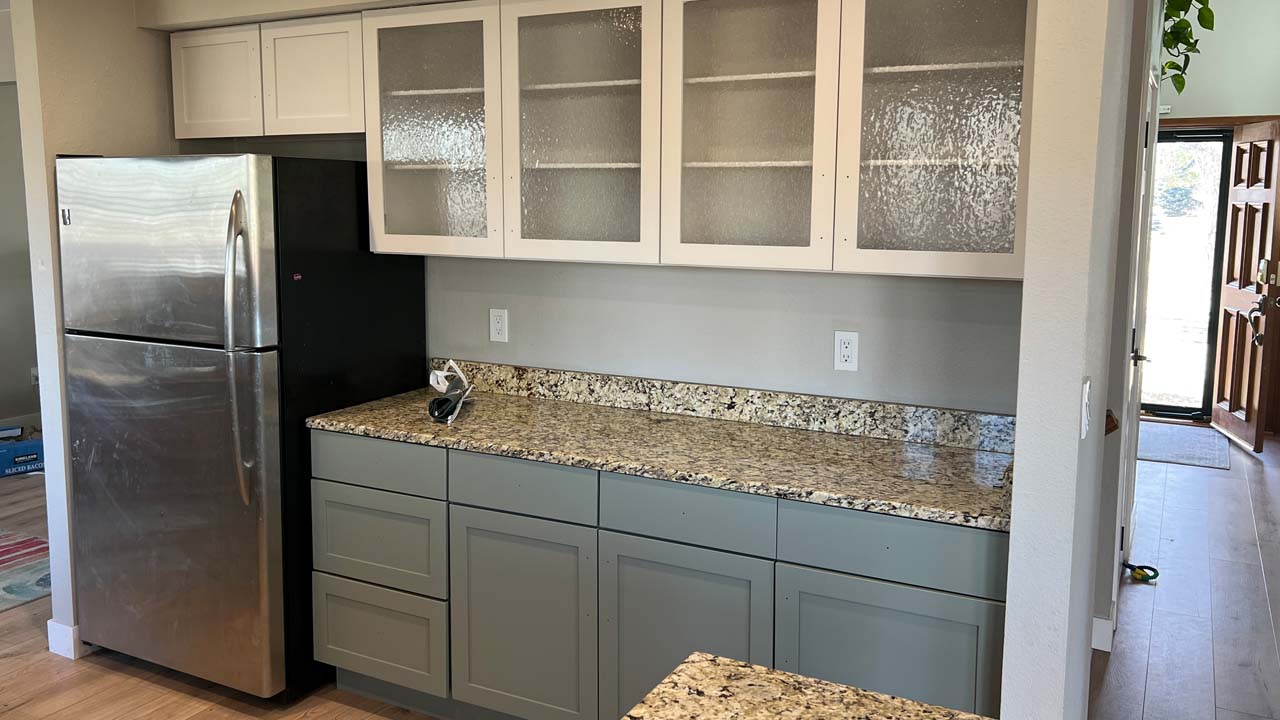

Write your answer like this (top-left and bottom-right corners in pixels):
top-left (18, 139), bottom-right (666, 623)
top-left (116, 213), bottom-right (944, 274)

top-left (46, 619), bottom-right (97, 659)
top-left (1092, 614), bottom-right (1115, 652)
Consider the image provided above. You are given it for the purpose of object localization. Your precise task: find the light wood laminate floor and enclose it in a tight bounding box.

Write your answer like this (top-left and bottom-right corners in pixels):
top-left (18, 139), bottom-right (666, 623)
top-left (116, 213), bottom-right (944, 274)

top-left (1090, 438), bottom-right (1280, 719)
top-left (0, 472), bottom-right (433, 719)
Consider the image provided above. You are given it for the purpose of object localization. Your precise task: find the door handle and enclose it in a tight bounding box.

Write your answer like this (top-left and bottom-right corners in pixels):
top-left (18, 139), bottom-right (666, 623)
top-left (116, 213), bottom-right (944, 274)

top-left (1249, 297), bottom-right (1267, 348)
top-left (223, 191), bottom-right (251, 506)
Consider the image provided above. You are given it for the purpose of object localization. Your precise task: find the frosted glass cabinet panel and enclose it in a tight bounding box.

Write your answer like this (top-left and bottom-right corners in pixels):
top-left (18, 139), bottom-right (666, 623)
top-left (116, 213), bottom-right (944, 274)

top-left (660, 0), bottom-right (841, 271)
top-left (363, 2), bottom-right (505, 256)
top-left (833, 0), bottom-right (1028, 278)
top-left (501, 0), bottom-right (662, 263)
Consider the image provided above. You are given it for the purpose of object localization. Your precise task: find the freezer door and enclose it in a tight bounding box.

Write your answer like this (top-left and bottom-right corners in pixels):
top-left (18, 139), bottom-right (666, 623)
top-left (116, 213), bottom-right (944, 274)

top-left (57, 155), bottom-right (277, 348)
top-left (66, 334), bottom-right (284, 697)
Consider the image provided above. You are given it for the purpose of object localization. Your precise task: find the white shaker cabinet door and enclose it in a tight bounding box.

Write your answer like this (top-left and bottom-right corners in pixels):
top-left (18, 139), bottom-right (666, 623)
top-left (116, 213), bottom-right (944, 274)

top-left (832, 0), bottom-right (1029, 279)
top-left (363, 1), bottom-right (505, 257)
top-left (659, 0), bottom-right (841, 271)
top-left (500, 0), bottom-right (662, 264)
top-left (172, 25), bottom-right (265, 139)
top-left (262, 14), bottom-right (365, 135)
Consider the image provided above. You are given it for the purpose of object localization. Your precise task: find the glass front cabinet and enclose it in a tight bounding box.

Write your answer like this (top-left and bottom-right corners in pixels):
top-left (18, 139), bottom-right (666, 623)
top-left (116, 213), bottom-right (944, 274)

top-left (359, 0), bottom-right (1029, 278)
top-left (363, 2), bottom-right (505, 257)
top-left (833, 0), bottom-right (1029, 278)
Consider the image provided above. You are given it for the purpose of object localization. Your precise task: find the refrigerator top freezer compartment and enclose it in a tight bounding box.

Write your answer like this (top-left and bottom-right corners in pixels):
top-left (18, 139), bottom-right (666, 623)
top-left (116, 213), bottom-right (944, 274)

top-left (56, 155), bottom-right (278, 349)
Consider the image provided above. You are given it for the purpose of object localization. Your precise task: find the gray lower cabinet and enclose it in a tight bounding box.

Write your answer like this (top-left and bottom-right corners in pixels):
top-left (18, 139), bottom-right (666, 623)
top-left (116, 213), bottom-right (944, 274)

top-left (449, 505), bottom-right (598, 720)
top-left (775, 563), bottom-right (1004, 718)
top-left (311, 479), bottom-right (448, 598)
top-left (312, 572), bottom-right (449, 697)
top-left (599, 531), bottom-right (774, 720)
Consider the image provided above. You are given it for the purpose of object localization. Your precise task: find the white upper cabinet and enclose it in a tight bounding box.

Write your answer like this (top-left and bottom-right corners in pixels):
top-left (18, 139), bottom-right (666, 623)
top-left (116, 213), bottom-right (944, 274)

top-left (362, 2), bottom-right (505, 257)
top-left (172, 25), bottom-right (265, 139)
top-left (833, 0), bottom-right (1029, 279)
top-left (261, 15), bottom-right (365, 135)
top-left (659, 0), bottom-right (841, 271)
top-left (500, 0), bottom-right (662, 264)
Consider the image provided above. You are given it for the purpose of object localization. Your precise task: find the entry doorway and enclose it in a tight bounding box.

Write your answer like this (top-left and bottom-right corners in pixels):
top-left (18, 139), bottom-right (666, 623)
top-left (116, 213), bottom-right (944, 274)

top-left (1139, 128), bottom-right (1233, 420)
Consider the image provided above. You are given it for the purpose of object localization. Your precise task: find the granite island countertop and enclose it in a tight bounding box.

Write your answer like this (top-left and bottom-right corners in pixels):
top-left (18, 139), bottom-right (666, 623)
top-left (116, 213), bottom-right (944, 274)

top-left (307, 389), bottom-right (1012, 530)
top-left (625, 653), bottom-right (990, 720)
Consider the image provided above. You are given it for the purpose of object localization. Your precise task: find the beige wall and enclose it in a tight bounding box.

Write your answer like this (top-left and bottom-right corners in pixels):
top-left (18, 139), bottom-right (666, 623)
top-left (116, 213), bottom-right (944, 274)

top-left (1163, 0), bottom-right (1280, 119)
top-left (1002, 0), bottom-right (1139, 716)
top-left (0, 83), bottom-right (36, 424)
top-left (12, 0), bottom-right (176, 647)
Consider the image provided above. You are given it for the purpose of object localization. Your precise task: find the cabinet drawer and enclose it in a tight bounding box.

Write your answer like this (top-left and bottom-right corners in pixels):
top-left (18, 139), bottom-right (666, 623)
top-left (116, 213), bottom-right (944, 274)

top-left (448, 451), bottom-right (598, 525)
top-left (311, 430), bottom-right (446, 499)
top-left (312, 572), bottom-right (449, 697)
top-left (311, 479), bottom-right (448, 598)
top-left (776, 500), bottom-right (1008, 601)
top-left (600, 473), bottom-right (777, 558)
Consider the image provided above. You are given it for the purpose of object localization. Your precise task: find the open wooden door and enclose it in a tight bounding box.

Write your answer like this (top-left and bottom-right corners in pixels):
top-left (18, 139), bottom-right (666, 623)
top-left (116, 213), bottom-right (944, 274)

top-left (1212, 121), bottom-right (1280, 452)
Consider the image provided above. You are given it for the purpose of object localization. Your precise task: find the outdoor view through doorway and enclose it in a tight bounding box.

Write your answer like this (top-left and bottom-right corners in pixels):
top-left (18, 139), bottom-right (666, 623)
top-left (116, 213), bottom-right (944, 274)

top-left (1141, 129), bottom-right (1232, 419)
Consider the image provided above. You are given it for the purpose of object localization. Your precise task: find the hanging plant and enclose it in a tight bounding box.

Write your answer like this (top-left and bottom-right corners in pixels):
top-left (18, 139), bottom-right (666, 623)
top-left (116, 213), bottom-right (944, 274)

top-left (1163, 0), bottom-right (1215, 94)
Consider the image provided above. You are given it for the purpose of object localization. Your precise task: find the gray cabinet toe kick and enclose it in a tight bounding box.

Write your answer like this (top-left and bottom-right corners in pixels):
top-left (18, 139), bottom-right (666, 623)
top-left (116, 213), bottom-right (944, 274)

top-left (307, 430), bottom-right (1008, 718)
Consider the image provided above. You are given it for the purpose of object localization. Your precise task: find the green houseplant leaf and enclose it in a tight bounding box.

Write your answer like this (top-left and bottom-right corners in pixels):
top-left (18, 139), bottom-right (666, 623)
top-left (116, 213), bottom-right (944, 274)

top-left (1163, 0), bottom-right (1216, 94)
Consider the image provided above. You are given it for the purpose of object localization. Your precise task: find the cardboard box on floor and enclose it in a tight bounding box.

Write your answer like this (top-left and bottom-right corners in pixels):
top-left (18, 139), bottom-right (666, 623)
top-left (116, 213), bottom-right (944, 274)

top-left (0, 426), bottom-right (43, 477)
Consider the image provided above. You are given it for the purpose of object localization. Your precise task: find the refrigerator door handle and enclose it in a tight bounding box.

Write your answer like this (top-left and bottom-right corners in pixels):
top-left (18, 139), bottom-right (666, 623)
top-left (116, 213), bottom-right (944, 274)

top-left (223, 190), bottom-right (246, 352)
top-left (224, 191), bottom-right (252, 506)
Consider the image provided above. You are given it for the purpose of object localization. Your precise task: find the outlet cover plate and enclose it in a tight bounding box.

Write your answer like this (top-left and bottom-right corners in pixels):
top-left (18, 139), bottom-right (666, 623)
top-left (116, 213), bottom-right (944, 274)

top-left (489, 309), bottom-right (509, 343)
top-left (834, 331), bottom-right (859, 372)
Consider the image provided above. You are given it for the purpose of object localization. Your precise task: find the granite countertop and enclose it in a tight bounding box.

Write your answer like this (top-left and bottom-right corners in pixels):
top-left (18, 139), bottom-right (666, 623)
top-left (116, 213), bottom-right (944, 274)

top-left (625, 653), bottom-right (990, 720)
top-left (307, 389), bottom-right (1012, 530)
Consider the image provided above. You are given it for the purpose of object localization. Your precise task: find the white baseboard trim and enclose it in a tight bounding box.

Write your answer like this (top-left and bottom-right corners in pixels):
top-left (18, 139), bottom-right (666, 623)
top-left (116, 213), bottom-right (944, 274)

top-left (47, 619), bottom-right (96, 659)
top-left (1092, 615), bottom-right (1115, 652)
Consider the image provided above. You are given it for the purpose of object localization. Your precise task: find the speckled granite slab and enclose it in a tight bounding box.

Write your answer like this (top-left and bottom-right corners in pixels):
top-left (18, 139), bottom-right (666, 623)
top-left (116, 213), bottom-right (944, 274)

top-left (432, 360), bottom-right (1016, 454)
top-left (307, 389), bottom-right (1012, 531)
top-left (625, 653), bottom-right (989, 720)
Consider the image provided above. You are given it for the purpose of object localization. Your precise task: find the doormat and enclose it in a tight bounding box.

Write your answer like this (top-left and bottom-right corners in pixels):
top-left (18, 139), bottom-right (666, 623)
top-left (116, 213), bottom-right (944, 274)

top-left (0, 532), bottom-right (50, 612)
top-left (1137, 421), bottom-right (1231, 470)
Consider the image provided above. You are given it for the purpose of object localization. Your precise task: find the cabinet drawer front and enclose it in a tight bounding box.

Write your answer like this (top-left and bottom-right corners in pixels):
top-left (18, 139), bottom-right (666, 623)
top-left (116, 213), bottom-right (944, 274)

top-left (311, 479), bottom-right (448, 598)
top-left (600, 473), bottom-right (777, 557)
top-left (448, 451), bottom-right (598, 525)
top-left (774, 563), bottom-right (1004, 717)
top-left (450, 505), bottom-right (598, 720)
top-left (777, 500), bottom-right (1008, 600)
top-left (312, 572), bottom-right (449, 697)
top-left (311, 430), bottom-right (446, 499)
top-left (599, 531), bottom-right (773, 720)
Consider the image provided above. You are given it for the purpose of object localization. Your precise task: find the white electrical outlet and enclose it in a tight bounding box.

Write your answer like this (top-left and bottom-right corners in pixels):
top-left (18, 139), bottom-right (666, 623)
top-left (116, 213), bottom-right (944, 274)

top-left (489, 309), bottom-right (509, 343)
top-left (834, 331), bottom-right (859, 372)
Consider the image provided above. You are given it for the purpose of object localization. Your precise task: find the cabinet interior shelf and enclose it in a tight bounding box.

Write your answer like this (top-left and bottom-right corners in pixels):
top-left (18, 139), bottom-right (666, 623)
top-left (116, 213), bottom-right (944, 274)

top-left (861, 159), bottom-right (1017, 167)
top-left (387, 163), bottom-right (482, 171)
top-left (525, 162), bottom-right (641, 169)
top-left (864, 60), bottom-right (1023, 75)
top-left (684, 161), bottom-right (812, 168)
top-left (522, 79), bottom-right (641, 91)
top-left (385, 87), bottom-right (485, 97)
top-left (685, 70), bottom-right (816, 85)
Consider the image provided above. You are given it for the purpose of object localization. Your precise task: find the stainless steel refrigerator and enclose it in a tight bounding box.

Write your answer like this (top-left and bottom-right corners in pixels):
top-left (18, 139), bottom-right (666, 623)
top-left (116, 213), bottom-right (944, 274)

top-left (57, 155), bottom-right (425, 698)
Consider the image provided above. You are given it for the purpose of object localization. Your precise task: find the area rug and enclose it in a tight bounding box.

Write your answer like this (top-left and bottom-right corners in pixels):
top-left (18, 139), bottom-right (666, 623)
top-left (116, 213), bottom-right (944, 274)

top-left (0, 531), bottom-right (51, 611)
top-left (1137, 421), bottom-right (1231, 470)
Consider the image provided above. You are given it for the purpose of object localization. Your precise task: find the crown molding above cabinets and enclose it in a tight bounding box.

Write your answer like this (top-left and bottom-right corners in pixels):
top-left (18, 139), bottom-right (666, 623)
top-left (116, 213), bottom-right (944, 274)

top-left (138, 1), bottom-right (439, 31)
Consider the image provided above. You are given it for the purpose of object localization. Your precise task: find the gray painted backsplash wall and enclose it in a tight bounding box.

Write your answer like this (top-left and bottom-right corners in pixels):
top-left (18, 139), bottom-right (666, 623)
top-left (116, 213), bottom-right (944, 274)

top-left (428, 258), bottom-right (1022, 415)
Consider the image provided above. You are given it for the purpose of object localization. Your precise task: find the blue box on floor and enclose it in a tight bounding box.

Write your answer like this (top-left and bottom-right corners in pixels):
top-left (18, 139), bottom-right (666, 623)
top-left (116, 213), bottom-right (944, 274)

top-left (0, 426), bottom-right (43, 477)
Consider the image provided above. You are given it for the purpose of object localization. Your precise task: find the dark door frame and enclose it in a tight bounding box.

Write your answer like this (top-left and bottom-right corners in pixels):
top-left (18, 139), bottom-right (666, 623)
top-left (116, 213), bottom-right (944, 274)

top-left (1141, 127), bottom-right (1234, 421)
